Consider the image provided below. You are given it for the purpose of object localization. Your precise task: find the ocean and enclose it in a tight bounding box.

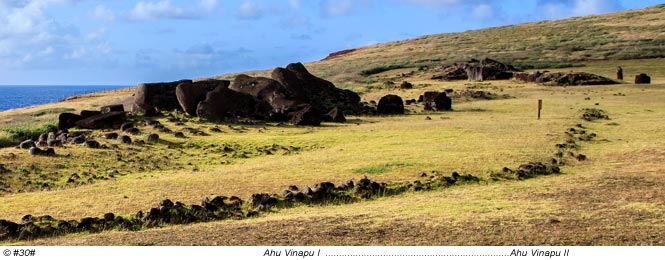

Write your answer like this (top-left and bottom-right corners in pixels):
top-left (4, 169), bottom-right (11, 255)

top-left (0, 85), bottom-right (130, 112)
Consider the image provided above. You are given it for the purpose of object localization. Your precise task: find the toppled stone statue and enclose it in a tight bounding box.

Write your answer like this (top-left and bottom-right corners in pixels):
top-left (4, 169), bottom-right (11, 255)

top-left (129, 62), bottom-right (362, 125)
top-left (514, 71), bottom-right (617, 86)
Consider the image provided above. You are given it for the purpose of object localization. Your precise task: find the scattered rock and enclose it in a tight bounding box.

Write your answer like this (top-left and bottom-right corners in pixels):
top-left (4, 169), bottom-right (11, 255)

top-left (19, 140), bottom-right (36, 149)
top-left (120, 123), bottom-right (134, 132)
top-left (145, 134), bottom-right (160, 143)
top-left (84, 140), bottom-right (100, 149)
top-left (28, 147), bottom-right (43, 156)
top-left (117, 135), bottom-right (132, 144)
top-left (124, 127), bottom-right (140, 135)
top-left (102, 133), bottom-right (119, 140)
top-left (70, 136), bottom-right (86, 144)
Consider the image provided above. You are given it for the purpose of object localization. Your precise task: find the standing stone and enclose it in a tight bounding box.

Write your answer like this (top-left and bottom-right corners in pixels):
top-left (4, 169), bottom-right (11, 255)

top-left (434, 92), bottom-right (452, 111)
top-left (635, 73), bottom-right (651, 84)
top-left (422, 91), bottom-right (440, 111)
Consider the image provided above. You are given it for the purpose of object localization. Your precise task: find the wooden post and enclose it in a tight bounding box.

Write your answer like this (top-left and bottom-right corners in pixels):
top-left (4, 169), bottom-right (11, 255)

top-left (538, 99), bottom-right (542, 120)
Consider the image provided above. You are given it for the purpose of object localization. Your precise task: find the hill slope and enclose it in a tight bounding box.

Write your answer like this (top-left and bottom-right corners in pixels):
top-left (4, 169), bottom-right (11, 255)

top-left (215, 4), bottom-right (665, 84)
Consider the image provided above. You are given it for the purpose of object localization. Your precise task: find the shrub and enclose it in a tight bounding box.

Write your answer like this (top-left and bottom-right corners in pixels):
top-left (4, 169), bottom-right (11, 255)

top-left (0, 123), bottom-right (58, 147)
top-left (360, 64), bottom-right (410, 76)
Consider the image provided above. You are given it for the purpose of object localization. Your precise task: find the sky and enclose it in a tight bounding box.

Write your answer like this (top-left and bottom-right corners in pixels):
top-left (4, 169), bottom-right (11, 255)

top-left (0, 0), bottom-right (662, 85)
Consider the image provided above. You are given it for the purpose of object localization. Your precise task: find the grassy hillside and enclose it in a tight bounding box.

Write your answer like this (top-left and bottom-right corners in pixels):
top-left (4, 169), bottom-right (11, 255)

top-left (214, 4), bottom-right (665, 85)
top-left (1, 6), bottom-right (665, 245)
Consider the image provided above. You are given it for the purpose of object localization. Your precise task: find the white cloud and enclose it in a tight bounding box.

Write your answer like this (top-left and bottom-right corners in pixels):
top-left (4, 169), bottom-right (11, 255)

top-left (92, 4), bottom-right (115, 21)
top-left (471, 4), bottom-right (494, 20)
top-left (129, 1), bottom-right (195, 21)
top-left (0, 0), bottom-right (115, 69)
top-left (403, 0), bottom-right (464, 7)
top-left (572, 0), bottom-right (622, 16)
top-left (200, 0), bottom-right (218, 11)
top-left (237, 1), bottom-right (264, 20)
top-left (538, 0), bottom-right (623, 20)
top-left (320, 0), bottom-right (354, 17)
top-left (289, 0), bottom-right (301, 10)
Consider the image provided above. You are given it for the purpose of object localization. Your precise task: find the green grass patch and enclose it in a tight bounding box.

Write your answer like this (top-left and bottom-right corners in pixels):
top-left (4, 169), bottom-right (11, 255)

top-left (0, 122), bottom-right (58, 147)
top-left (30, 108), bottom-right (75, 117)
top-left (353, 161), bottom-right (421, 174)
top-left (360, 64), bottom-right (410, 76)
top-left (353, 166), bottom-right (390, 174)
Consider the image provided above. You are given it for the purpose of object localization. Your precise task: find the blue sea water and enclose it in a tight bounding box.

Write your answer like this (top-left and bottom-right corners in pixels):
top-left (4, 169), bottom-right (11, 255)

top-left (0, 85), bottom-right (129, 112)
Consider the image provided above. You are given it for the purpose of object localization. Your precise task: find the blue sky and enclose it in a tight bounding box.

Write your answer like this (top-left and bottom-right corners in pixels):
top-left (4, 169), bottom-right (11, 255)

top-left (0, 0), bottom-right (661, 85)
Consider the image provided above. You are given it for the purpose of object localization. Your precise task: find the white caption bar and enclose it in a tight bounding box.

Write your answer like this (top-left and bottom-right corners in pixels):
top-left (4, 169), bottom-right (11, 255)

top-left (1, 246), bottom-right (663, 260)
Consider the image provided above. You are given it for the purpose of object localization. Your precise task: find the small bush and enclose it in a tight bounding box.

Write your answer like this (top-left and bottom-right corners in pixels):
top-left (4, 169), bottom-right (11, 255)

top-left (353, 166), bottom-right (390, 174)
top-left (0, 123), bottom-right (58, 147)
top-left (360, 64), bottom-right (410, 76)
top-left (31, 108), bottom-right (75, 117)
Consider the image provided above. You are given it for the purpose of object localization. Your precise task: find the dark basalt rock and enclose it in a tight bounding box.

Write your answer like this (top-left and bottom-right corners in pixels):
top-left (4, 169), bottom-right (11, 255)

top-left (120, 123), bottom-right (134, 132)
top-left (70, 136), bottom-right (86, 144)
top-left (74, 111), bottom-right (126, 130)
top-left (145, 134), bottom-right (159, 143)
top-left (124, 127), bottom-right (140, 135)
top-left (102, 133), bottom-right (119, 140)
top-left (290, 105), bottom-right (323, 126)
top-left (230, 74), bottom-right (299, 115)
top-left (80, 110), bottom-right (102, 118)
top-left (377, 95), bottom-right (404, 115)
top-left (117, 135), bottom-right (132, 144)
top-left (635, 73), bottom-right (651, 84)
top-left (434, 92), bottom-right (452, 111)
top-left (271, 63), bottom-right (361, 114)
top-left (84, 140), bottom-right (100, 149)
top-left (457, 58), bottom-right (519, 81)
top-left (101, 104), bottom-right (124, 114)
top-left (58, 113), bottom-right (83, 130)
top-left (19, 140), bottom-right (35, 149)
top-left (176, 80), bottom-right (227, 116)
top-left (196, 85), bottom-right (257, 121)
top-left (133, 80), bottom-right (192, 116)
top-left (323, 107), bottom-right (347, 123)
